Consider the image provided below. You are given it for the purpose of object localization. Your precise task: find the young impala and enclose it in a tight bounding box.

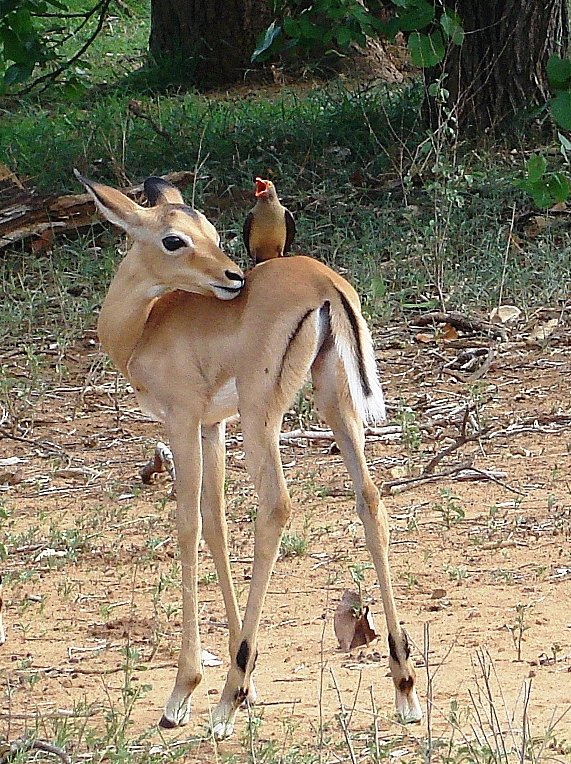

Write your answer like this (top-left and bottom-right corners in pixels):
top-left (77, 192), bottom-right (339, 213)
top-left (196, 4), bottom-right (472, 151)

top-left (76, 171), bottom-right (422, 738)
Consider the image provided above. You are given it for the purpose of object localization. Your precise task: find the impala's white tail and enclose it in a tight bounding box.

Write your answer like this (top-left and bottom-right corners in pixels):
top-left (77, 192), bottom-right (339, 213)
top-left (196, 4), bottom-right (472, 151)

top-left (328, 289), bottom-right (386, 425)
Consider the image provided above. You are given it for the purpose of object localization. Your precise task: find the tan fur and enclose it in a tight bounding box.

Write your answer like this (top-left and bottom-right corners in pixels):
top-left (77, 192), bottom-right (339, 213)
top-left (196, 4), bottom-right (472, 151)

top-left (79, 174), bottom-right (421, 738)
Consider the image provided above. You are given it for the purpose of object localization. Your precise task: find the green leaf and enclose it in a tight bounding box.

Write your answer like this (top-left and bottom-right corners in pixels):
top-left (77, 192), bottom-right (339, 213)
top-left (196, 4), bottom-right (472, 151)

top-left (4, 61), bottom-right (33, 85)
top-left (7, 8), bottom-right (34, 35)
top-left (408, 30), bottom-right (445, 68)
top-left (379, 17), bottom-right (402, 40)
top-left (546, 172), bottom-right (571, 203)
top-left (61, 78), bottom-right (88, 102)
top-left (0, 0), bottom-right (20, 15)
top-left (440, 11), bottom-right (464, 45)
top-left (526, 154), bottom-right (547, 183)
top-left (546, 54), bottom-right (571, 91)
top-left (397, 0), bottom-right (434, 33)
top-left (550, 90), bottom-right (571, 131)
top-left (283, 15), bottom-right (323, 42)
top-left (251, 21), bottom-right (282, 62)
top-left (558, 131), bottom-right (571, 161)
top-left (527, 184), bottom-right (554, 209)
top-left (517, 169), bottom-right (571, 209)
top-left (335, 25), bottom-right (354, 47)
top-left (2, 28), bottom-right (30, 64)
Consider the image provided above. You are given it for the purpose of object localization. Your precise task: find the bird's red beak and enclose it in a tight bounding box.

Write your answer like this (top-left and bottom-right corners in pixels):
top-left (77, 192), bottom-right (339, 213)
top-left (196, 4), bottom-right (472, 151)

top-left (255, 177), bottom-right (269, 197)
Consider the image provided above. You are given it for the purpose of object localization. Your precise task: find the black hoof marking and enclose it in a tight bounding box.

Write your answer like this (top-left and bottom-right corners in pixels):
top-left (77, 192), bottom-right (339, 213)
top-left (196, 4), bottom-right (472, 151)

top-left (158, 715), bottom-right (178, 729)
top-left (402, 629), bottom-right (411, 660)
top-left (234, 687), bottom-right (249, 706)
top-left (388, 631), bottom-right (411, 665)
top-left (236, 639), bottom-right (250, 673)
top-left (388, 633), bottom-right (397, 662)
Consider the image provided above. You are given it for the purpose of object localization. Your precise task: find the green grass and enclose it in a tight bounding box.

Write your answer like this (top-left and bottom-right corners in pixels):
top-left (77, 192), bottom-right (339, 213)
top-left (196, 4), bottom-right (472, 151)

top-left (2, 1), bottom-right (571, 339)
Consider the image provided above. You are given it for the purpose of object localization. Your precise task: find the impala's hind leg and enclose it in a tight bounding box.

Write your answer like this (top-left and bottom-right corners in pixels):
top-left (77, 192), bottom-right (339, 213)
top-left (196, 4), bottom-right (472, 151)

top-left (211, 408), bottom-right (291, 739)
top-left (200, 423), bottom-right (256, 702)
top-left (312, 350), bottom-right (422, 723)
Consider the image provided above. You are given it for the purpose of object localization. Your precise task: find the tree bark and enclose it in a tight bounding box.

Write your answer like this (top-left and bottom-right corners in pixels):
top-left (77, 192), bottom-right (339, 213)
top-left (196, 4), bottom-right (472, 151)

top-left (426, 0), bottom-right (569, 133)
top-left (149, 0), bottom-right (273, 87)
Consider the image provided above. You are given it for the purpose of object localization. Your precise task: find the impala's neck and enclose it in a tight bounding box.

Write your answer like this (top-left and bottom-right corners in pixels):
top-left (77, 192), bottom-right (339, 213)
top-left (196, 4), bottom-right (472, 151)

top-left (97, 249), bottom-right (165, 376)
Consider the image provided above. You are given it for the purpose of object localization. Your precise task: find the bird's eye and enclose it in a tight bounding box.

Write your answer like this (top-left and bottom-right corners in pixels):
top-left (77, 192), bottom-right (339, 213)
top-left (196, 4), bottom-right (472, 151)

top-left (162, 235), bottom-right (186, 252)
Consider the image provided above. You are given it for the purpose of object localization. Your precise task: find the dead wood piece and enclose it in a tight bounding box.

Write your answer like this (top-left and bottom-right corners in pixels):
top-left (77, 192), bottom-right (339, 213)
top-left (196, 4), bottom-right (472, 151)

top-left (0, 163), bottom-right (26, 207)
top-left (0, 171), bottom-right (196, 250)
top-left (128, 100), bottom-right (174, 145)
top-left (411, 311), bottom-right (507, 341)
top-left (278, 424), bottom-right (427, 445)
top-left (140, 441), bottom-right (176, 484)
top-left (0, 739), bottom-right (71, 764)
top-left (423, 406), bottom-right (489, 474)
top-left (442, 347), bottom-right (495, 383)
top-left (383, 462), bottom-right (472, 494)
top-left (334, 590), bottom-right (377, 651)
top-left (383, 463), bottom-right (519, 495)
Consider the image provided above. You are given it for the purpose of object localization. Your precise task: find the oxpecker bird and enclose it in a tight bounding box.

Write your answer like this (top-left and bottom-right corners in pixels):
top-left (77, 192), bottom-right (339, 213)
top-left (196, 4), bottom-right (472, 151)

top-left (243, 177), bottom-right (296, 264)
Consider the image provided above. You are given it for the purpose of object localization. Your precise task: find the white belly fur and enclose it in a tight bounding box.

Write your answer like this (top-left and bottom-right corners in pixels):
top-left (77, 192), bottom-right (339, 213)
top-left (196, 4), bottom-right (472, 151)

top-left (134, 378), bottom-right (239, 426)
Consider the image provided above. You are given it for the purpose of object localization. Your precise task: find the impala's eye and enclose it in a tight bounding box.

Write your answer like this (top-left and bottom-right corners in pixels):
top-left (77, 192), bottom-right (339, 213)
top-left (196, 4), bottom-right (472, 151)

top-left (162, 235), bottom-right (187, 252)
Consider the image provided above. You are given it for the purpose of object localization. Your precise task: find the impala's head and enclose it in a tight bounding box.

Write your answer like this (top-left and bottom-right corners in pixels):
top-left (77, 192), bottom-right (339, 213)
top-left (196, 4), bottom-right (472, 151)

top-left (75, 171), bottom-right (244, 300)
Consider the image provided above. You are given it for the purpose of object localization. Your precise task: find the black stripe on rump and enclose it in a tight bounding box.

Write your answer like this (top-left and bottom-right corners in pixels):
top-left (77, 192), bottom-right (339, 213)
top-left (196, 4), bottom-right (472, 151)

top-left (335, 288), bottom-right (371, 398)
top-left (277, 308), bottom-right (316, 382)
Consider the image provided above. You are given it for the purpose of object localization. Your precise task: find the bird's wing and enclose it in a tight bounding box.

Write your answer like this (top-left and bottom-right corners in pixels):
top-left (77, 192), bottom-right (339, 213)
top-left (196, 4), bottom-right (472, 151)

top-left (242, 212), bottom-right (253, 258)
top-left (284, 208), bottom-right (296, 255)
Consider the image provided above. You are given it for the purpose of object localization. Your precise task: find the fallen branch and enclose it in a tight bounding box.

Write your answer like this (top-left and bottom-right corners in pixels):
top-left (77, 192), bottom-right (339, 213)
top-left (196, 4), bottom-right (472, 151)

top-left (383, 463), bottom-right (519, 495)
top-left (279, 425), bottom-right (406, 444)
top-left (0, 171), bottom-right (196, 249)
top-left (0, 738), bottom-right (71, 764)
top-left (442, 347), bottom-right (495, 383)
top-left (423, 406), bottom-right (489, 474)
top-left (411, 311), bottom-right (507, 341)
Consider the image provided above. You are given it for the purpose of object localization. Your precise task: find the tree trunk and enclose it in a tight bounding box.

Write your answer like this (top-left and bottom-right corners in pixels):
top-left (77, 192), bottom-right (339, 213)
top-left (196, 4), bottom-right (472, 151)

top-left (426, 0), bottom-right (569, 133)
top-left (149, 0), bottom-right (273, 87)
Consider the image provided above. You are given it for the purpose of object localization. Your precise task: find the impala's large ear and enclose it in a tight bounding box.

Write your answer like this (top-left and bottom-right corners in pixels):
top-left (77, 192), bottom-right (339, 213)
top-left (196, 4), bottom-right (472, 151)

top-left (74, 169), bottom-right (143, 232)
top-left (144, 176), bottom-right (185, 206)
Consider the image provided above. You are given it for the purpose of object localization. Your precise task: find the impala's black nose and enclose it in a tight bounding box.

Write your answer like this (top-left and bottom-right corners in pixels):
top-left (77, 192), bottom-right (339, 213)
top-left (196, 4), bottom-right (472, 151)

top-left (225, 270), bottom-right (244, 282)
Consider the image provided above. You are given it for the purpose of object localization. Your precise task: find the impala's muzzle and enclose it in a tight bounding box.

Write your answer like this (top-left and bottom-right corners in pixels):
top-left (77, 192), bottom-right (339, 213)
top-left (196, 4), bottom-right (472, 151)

top-left (211, 269), bottom-right (245, 300)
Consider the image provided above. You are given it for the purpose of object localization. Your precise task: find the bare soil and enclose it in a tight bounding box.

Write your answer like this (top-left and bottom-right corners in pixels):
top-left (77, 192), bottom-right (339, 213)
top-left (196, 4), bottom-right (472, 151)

top-left (1, 316), bottom-right (570, 760)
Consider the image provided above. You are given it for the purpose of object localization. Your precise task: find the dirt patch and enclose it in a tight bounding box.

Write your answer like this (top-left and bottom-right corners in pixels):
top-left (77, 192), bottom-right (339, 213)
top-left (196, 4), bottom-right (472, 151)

top-left (0, 323), bottom-right (570, 760)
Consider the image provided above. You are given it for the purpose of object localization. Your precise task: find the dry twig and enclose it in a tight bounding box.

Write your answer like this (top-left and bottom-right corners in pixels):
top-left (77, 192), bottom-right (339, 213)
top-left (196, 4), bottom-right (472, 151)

top-left (411, 311), bottom-right (507, 340)
top-left (0, 738), bottom-right (71, 764)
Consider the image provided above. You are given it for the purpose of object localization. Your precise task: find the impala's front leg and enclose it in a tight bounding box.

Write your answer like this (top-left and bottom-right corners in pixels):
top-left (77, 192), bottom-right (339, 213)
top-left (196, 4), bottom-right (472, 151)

top-left (200, 423), bottom-right (256, 701)
top-left (211, 411), bottom-right (290, 740)
top-left (160, 418), bottom-right (204, 729)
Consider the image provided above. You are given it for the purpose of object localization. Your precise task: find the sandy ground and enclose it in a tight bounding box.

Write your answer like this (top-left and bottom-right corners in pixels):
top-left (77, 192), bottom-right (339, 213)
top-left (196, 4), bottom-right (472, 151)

top-left (1, 315), bottom-right (570, 760)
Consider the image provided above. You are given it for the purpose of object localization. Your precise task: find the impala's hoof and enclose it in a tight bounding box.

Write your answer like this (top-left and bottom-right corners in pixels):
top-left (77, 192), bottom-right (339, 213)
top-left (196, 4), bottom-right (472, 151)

top-left (158, 715), bottom-right (179, 729)
top-left (211, 718), bottom-right (235, 740)
top-left (160, 693), bottom-right (192, 729)
top-left (396, 686), bottom-right (423, 724)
